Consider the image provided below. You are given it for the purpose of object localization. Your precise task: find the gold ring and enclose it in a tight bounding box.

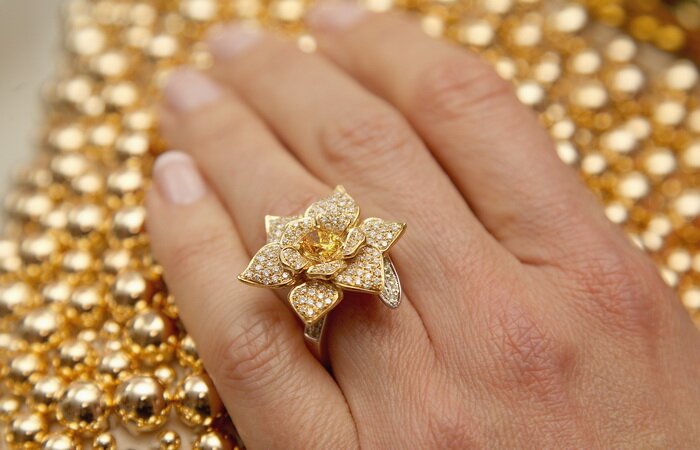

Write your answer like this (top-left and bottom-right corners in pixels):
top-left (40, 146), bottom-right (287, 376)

top-left (238, 186), bottom-right (406, 361)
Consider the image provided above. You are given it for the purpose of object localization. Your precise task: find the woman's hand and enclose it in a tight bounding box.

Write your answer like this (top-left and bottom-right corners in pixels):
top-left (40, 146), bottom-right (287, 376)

top-left (146, 3), bottom-right (700, 448)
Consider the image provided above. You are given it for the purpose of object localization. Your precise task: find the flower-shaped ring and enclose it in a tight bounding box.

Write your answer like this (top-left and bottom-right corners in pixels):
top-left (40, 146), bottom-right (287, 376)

top-left (238, 186), bottom-right (406, 359)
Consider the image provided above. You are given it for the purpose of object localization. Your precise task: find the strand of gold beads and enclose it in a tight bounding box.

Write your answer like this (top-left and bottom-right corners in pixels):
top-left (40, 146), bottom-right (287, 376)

top-left (0, 0), bottom-right (699, 449)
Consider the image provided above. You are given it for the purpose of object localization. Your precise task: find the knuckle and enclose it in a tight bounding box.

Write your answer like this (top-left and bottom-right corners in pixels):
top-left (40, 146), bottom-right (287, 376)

top-left (484, 300), bottom-right (576, 401)
top-left (213, 305), bottom-right (291, 390)
top-left (321, 108), bottom-right (417, 177)
top-left (567, 245), bottom-right (670, 336)
top-left (414, 56), bottom-right (515, 122)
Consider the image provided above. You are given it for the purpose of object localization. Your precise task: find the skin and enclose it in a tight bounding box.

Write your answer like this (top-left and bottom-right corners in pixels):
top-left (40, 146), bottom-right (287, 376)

top-left (145, 7), bottom-right (700, 450)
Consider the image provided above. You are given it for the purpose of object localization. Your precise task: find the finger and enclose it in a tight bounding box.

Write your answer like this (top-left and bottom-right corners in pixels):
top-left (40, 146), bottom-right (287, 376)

top-left (306, 4), bottom-right (627, 268)
top-left (159, 69), bottom-right (437, 433)
top-left (145, 151), bottom-right (356, 449)
top-left (204, 25), bottom-right (521, 345)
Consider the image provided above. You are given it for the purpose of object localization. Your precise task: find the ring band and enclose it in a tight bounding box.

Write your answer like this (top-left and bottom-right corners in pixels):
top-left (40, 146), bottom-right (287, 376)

top-left (238, 186), bottom-right (406, 360)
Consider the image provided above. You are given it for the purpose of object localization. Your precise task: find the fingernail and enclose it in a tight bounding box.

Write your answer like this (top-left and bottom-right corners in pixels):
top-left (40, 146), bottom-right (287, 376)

top-left (153, 151), bottom-right (207, 205)
top-left (207, 23), bottom-right (262, 61)
top-left (164, 68), bottom-right (223, 113)
top-left (306, 2), bottom-right (367, 31)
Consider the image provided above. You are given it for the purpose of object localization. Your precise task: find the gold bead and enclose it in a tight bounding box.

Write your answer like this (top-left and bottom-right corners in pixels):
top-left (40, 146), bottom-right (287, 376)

top-left (0, 332), bottom-right (25, 357)
top-left (0, 281), bottom-right (35, 322)
top-left (153, 364), bottom-right (177, 388)
top-left (0, 395), bottom-right (20, 422)
top-left (102, 248), bottom-right (133, 274)
top-left (18, 306), bottom-right (66, 351)
top-left (158, 430), bottom-right (181, 450)
top-left (91, 432), bottom-right (116, 450)
top-left (193, 430), bottom-right (234, 450)
top-left (96, 350), bottom-right (134, 385)
top-left (125, 308), bottom-right (177, 365)
top-left (177, 334), bottom-right (202, 370)
top-left (40, 431), bottom-right (82, 450)
top-left (20, 233), bottom-right (58, 265)
top-left (115, 132), bottom-right (151, 160)
top-left (5, 353), bottom-right (46, 395)
top-left (54, 339), bottom-right (97, 379)
top-left (29, 375), bottom-right (64, 413)
top-left (67, 204), bottom-right (105, 237)
top-left (111, 205), bottom-right (146, 240)
top-left (57, 380), bottom-right (110, 435)
top-left (42, 281), bottom-right (72, 307)
top-left (67, 284), bottom-right (105, 328)
top-left (49, 124), bottom-right (86, 152)
top-left (175, 372), bottom-right (223, 428)
top-left (109, 270), bottom-right (153, 322)
top-left (69, 26), bottom-right (106, 56)
top-left (61, 249), bottom-right (94, 274)
top-left (114, 375), bottom-right (170, 432)
top-left (6, 413), bottom-right (47, 449)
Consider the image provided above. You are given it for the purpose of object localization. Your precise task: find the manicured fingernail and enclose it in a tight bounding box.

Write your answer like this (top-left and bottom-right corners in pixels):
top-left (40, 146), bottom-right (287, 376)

top-left (306, 1), bottom-right (367, 31)
top-left (164, 68), bottom-right (223, 113)
top-left (153, 151), bottom-right (207, 205)
top-left (207, 23), bottom-right (261, 61)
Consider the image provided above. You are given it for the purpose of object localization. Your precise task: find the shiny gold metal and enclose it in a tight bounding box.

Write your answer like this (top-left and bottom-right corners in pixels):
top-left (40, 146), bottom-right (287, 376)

top-left (5, 413), bottom-right (47, 449)
top-left (56, 380), bottom-right (110, 435)
top-left (28, 375), bottom-right (64, 413)
top-left (40, 432), bottom-right (82, 450)
top-left (114, 375), bottom-right (170, 432)
top-left (5, 353), bottom-right (46, 395)
top-left (159, 430), bottom-right (182, 450)
top-left (0, 395), bottom-right (20, 422)
top-left (176, 334), bottom-right (202, 371)
top-left (193, 430), bottom-right (234, 450)
top-left (124, 308), bottom-right (177, 365)
top-left (175, 372), bottom-right (223, 427)
top-left (91, 432), bottom-right (117, 450)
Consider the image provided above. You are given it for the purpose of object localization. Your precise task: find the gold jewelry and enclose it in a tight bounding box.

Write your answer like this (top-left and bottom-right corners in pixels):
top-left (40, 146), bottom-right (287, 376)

top-left (239, 186), bottom-right (405, 357)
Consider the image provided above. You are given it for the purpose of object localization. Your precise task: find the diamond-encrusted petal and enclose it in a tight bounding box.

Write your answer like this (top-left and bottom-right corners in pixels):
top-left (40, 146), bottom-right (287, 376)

top-left (279, 247), bottom-right (311, 272)
top-left (280, 217), bottom-right (316, 247)
top-left (265, 215), bottom-right (301, 244)
top-left (360, 218), bottom-right (406, 253)
top-left (238, 243), bottom-right (295, 287)
top-left (307, 260), bottom-right (347, 279)
top-left (379, 257), bottom-right (401, 309)
top-left (342, 227), bottom-right (365, 258)
top-left (305, 186), bottom-right (359, 233)
top-left (334, 246), bottom-right (384, 294)
top-left (289, 280), bottom-right (342, 325)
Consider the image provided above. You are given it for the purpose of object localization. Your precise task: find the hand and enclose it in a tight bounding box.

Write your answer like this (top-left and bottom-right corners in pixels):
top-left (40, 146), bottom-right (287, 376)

top-left (146, 4), bottom-right (700, 448)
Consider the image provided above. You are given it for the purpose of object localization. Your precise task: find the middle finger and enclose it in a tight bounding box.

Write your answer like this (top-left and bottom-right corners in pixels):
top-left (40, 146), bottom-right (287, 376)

top-left (206, 25), bottom-right (521, 347)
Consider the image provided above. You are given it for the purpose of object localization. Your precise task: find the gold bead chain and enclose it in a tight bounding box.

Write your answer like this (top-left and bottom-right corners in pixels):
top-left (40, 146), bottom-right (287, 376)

top-left (1, 0), bottom-right (699, 448)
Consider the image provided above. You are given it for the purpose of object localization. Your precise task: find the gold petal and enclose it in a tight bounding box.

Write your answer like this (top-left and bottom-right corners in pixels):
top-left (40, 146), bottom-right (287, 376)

top-left (334, 246), bottom-right (384, 294)
top-left (307, 260), bottom-right (347, 279)
top-left (279, 247), bottom-right (311, 272)
top-left (360, 218), bottom-right (406, 253)
top-left (288, 280), bottom-right (342, 325)
top-left (305, 186), bottom-right (359, 233)
top-left (265, 215), bottom-right (301, 244)
top-left (342, 227), bottom-right (365, 258)
top-left (280, 217), bottom-right (316, 247)
top-left (238, 243), bottom-right (295, 288)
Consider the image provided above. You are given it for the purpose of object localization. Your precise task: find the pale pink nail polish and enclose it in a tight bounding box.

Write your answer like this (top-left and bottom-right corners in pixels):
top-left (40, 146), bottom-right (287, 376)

top-left (207, 24), bottom-right (262, 61)
top-left (164, 68), bottom-right (223, 113)
top-left (153, 151), bottom-right (207, 205)
top-left (306, 2), bottom-right (367, 31)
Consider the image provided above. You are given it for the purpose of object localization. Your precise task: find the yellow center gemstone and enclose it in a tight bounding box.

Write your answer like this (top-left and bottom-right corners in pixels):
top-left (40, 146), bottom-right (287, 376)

top-left (300, 229), bottom-right (344, 262)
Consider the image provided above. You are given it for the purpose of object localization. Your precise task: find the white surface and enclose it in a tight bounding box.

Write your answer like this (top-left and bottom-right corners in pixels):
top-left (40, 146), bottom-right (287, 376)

top-left (0, 0), bottom-right (61, 201)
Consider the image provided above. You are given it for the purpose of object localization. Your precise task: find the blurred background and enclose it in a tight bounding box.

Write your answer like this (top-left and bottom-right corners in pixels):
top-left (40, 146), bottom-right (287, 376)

top-left (0, 1), bottom-right (60, 201)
